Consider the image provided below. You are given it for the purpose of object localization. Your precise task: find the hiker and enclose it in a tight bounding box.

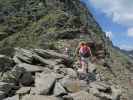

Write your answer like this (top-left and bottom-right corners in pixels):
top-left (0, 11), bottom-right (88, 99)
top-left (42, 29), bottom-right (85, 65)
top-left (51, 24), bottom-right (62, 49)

top-left (76, 42), bottom-right (93, 73)
top-left (64, 47), bottom-right (69, 56)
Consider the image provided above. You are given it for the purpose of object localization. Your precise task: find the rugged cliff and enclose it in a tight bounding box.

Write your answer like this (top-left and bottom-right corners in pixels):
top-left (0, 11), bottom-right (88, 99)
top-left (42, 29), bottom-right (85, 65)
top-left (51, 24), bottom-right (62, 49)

top-left (0, 0), bottom-right (132, 100)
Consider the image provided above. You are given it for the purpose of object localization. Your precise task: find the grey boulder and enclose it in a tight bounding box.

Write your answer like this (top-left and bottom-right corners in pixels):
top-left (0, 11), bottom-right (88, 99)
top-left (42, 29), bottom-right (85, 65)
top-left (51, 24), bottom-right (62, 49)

top-left (53, 82), bottom-right (67, 96)
top-left (16, 63), bottom-right (44, 73)
top-left (19, 72), bottom-right (34, 86)
top-left (34, 72), bottom-right (57, 95)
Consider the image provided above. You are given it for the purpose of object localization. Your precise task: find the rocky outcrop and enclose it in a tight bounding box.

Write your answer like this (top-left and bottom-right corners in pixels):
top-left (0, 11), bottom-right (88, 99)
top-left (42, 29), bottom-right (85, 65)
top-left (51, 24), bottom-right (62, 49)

top-left (0, 48), bottom-right (121, 100)
top-left (0, 0), bottom-right (131, 99)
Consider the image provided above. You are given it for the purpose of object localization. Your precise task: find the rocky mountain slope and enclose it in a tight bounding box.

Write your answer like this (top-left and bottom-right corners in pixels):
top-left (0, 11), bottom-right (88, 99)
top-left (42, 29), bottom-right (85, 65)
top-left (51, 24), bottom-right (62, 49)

top-left (0, 0), bottom-right (132, 100)
top-left (121, 50), bottom-right (133, 58)
top-left (129, 51), bottom-right (133, 58)
top-left (0, 48), bottom-right (121, 100)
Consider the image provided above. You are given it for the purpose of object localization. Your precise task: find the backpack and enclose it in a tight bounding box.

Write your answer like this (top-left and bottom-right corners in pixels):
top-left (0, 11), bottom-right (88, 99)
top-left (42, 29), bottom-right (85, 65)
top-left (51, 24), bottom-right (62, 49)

top-left (79, 46), bottom-right (90, 57)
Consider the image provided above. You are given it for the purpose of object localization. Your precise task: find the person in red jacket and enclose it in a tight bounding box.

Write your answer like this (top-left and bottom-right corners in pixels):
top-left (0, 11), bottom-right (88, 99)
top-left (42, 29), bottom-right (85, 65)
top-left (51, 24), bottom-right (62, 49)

top-left (78, 42), bottom-right (93, 73)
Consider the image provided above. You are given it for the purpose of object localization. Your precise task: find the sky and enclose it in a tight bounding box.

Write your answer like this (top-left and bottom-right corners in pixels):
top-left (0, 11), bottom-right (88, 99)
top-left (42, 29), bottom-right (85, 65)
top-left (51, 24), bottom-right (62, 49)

top-left (80, 0), bottom-right (133, 51)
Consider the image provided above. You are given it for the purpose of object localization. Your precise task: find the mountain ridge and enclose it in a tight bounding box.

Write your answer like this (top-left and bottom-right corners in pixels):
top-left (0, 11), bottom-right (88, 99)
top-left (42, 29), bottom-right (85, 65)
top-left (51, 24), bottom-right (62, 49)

top-left (0, 0), bottom-right (132, 99)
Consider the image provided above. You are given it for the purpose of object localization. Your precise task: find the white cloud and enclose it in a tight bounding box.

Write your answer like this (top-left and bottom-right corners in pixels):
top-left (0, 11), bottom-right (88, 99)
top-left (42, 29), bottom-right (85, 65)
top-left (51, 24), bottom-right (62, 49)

top-left (89, 0), bottom-right (133, 27)
top-left (119, 44), bottom-right (133, 50)
top-left (106, 31), bottom-right (113, 39)
top-left (127, 28), bottom-right (133, 37)
top-left (89, 0), bottom-right (133, 38)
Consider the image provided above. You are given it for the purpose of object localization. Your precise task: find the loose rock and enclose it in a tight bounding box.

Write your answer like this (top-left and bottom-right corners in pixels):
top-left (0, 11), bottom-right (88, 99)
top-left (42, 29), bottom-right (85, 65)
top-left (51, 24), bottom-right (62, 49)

top-left (53, 82), bottom-right (67, 96)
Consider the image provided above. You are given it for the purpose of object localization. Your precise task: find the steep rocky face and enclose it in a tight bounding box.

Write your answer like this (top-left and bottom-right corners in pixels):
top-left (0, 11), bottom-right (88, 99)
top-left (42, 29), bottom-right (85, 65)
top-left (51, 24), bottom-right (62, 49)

top-left (0, 0), bottom-right (104, 49)
top-left (0, 0), bottom-right (132, 99)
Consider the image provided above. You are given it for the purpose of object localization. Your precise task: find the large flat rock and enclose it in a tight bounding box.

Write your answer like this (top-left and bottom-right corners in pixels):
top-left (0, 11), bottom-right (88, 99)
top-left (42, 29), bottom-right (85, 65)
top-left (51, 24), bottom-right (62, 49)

top-left (34, 72), bottom-right (57, 95)
top-left (17, 63), bottom-right (44, 72)
top-left (22, 95), bottom-right (60, 100)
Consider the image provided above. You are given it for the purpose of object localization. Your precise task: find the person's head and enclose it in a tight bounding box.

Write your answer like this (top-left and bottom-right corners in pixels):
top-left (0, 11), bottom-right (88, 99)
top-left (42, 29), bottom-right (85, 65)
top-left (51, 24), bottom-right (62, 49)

top-left (79, 41), bottom-right (85, 47)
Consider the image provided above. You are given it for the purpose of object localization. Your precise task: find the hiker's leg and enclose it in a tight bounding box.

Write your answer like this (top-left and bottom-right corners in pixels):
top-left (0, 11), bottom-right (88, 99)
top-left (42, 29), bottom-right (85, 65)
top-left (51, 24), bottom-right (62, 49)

top-left (82, 60), bottom-right (86, 73)
top-left (79, 57), bottom-right (84, 72)
top-left (86, 62), bottom-right (89, 73)
top-left (87, 57), bottom-right (91, 73)
top-left (81, 60), bottom-right (85, 71)
top-left (83, 58), bottom-right (89, 73)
